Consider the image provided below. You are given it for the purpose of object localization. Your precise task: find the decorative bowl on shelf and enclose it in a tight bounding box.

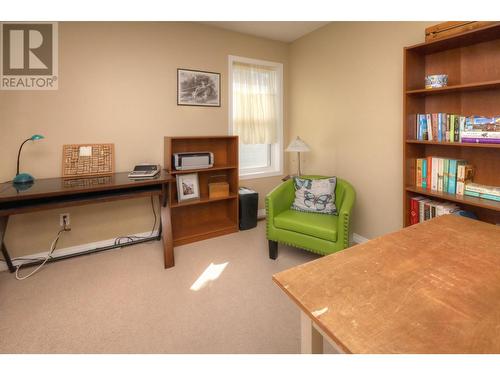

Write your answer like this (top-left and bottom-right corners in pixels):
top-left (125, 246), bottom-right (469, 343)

top-left (425, 74), bottom-right (448, 89)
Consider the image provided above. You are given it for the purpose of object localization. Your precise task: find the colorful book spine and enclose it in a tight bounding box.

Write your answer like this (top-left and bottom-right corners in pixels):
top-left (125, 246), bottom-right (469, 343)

top-left (465, 183), bottom-right (500, 196)
top-left (431, 157), bottom-right (439, 191)
top-left (461, 138), bottom-right (500, 144)
top-left (448, 159), bottom-right (458, 194)
top-left (443, 158), bottom-right (449, 193)
top-left (426, 114), bottom-right (433, 141)
top-left (431, 113), bottom-right (438, 142)
top-left (449, 114), bottom-right (455, 143)
top-left (454, 116), bottom-right (460, 142)
top-left (459, 116), bottom-right (465, 143)
top-left (437, 158), bottom-right (444, 192)
top-left (446, 114), bottom-right (451, 142)
top-left (464, 191), bottom-right (500, 202)
top-left (416, 159), bottom-right (423, 187)
top-left (422, 158), bottom-right (428, 189)
top-left (410, 197), bottom-right (424, 225)
top-left (419, 114), bottom-right (428, 141)
top-left (437, 113), bottom-right (443, 142)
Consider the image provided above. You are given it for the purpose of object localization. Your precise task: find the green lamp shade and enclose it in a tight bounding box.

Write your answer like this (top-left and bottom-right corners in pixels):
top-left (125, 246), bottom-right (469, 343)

top-left (13, 134), bottom-right (45, 185)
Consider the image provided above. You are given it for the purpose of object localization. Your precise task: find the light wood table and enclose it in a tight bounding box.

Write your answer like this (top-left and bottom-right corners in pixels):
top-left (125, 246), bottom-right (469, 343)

top-left (273, 215), bottom-right (500, 354)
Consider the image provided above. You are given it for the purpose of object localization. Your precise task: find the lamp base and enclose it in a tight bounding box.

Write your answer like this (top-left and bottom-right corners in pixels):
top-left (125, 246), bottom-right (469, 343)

top-left (13, 173), bottom-right (35, 184)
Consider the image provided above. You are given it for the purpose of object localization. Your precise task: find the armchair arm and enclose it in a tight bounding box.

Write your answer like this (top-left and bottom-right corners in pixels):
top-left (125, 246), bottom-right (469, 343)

top-left (337, 181), bottom-right (356, 249)
top-left (265, 179), bottom-right (294, 224)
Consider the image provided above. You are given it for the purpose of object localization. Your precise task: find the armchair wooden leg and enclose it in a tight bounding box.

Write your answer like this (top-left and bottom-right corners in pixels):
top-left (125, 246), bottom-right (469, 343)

top-left (269, 240), bottom-right (278, 260)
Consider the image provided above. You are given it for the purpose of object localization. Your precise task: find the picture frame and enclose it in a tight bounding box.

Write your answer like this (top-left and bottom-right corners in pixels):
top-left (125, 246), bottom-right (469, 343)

top-left (177, 68), bottom-right (221, 107)
top-left (176, 173), bottom-right (200, 202)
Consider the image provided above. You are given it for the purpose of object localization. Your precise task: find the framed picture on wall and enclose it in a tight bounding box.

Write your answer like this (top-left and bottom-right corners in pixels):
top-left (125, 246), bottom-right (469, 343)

top-left (177, 68), bottom-right (221, 107)
top-left (176, 173), bottom-right (200, 202)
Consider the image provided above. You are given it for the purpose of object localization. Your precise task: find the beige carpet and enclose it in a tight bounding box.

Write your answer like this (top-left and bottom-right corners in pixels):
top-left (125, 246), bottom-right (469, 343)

top-left (0, 221), bottom-right (330, 353)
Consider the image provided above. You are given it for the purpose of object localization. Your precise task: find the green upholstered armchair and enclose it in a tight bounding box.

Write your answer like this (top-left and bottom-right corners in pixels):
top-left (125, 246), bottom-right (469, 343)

top-left (266, 176), bottom-right (355, 259)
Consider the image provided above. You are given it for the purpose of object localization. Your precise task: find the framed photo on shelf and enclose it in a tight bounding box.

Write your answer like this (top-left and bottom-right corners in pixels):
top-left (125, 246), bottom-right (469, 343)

top-left (177, 68), bottom-right (221, 107)
top-left (176, 173), bottom-right (200, 202)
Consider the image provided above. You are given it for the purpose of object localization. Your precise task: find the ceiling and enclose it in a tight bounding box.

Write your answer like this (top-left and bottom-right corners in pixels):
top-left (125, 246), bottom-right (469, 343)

top-left (201, 21), bottom-right (330, 43)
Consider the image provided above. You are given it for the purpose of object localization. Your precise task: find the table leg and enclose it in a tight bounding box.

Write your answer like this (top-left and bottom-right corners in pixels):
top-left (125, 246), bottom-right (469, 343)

top-left (0, 215), bottom-right (15, 273)
top-left (160, 184), bottom-right (174, 268)
top-left (301, 311), bottom-right (323, 354)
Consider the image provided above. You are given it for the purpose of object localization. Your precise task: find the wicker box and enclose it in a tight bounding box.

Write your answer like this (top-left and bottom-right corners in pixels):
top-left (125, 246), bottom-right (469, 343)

top-left (425, 21), bottom-right (499, 42)
top-left (209, 182), bottom-right (229, 199)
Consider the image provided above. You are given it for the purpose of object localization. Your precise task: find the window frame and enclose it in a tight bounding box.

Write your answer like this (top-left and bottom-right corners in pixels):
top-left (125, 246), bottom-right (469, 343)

top-left (228, 55), bottom-right (284, 180)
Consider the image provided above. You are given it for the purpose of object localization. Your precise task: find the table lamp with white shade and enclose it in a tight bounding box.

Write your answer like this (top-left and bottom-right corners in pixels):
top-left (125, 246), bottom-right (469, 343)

top-left (285, 136), bottom-right (310, 176)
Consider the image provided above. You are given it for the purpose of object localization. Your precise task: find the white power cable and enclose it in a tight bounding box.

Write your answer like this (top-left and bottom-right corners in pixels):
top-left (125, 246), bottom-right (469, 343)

top-left (15, 225), bottom-right (68, 280)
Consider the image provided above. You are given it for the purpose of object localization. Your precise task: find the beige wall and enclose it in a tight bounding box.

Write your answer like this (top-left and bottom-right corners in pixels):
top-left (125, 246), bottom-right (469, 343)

top-left (0, 22), bottom-right (289, 258)
top-left (289, 22), bottom-right (435, 239)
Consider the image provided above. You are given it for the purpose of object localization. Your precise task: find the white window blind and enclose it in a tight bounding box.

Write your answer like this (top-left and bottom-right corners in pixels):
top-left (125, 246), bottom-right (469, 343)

top-left (232, 62), bottom-right (278, 145)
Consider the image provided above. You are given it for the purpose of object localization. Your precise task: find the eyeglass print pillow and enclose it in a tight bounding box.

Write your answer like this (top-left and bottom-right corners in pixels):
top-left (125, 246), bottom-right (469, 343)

top-left (291, 177), bottom-right (337, 215)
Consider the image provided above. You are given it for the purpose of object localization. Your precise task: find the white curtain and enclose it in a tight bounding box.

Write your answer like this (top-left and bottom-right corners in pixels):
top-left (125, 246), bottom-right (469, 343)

top-left (232, 62), bottom-right (278, 145)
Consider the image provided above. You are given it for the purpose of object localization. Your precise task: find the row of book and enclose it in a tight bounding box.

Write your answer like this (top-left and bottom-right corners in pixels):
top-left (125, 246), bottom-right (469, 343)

top-left (464, 183), bottom-right (500, 202)
top-left (415, 114), bottom-right (500, 144)
top-left (409, 196), bottom-right (460, 225)
top-left (416, 157), bottom-right (473, 195)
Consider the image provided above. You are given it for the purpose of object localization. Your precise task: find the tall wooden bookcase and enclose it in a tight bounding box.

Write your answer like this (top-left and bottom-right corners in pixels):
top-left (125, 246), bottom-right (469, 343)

top-left (164, 136), bottom-right (239, 246)
top-left (403, 24), bottom-right (500, 226)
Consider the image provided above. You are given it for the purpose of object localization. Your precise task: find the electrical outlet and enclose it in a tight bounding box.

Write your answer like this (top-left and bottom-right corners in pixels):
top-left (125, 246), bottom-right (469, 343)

top-left (60, 213), bottom-right (70, 229)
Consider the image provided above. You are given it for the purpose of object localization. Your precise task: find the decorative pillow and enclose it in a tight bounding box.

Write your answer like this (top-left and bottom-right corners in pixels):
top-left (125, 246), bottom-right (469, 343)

top-left (291, 177), bottom-right (337, 215)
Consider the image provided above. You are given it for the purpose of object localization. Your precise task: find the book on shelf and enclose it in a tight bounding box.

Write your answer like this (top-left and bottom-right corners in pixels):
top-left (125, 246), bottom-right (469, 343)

top-left (414, 114), bottom-right (500, 144)
top-left (464, 182), bottom-right (500, 202)
top-left (416, 159), bottom-right (423, 187)
top-left (447, 159), bottom-right (465, 195)
top-left (464, 190), bottom-right (500, 202)
top-left (410, 196), bottom-right (460, 225)
top-left (464, 182), bottom-right (500, 196)
top-left (449, 114), bottom-right (455, 143)
top-left (456, 164), bottom-right (475, 196)
top-left (415, 157), bottom-right (471, 196)
top-left (437, 158), bottom-right (444, 192)
top-left (431, 157), bottom-right (439, 191)
top-left (442, 158), bottom-right (449, 193)
top-left (422, 158), bottom-right (428, 189)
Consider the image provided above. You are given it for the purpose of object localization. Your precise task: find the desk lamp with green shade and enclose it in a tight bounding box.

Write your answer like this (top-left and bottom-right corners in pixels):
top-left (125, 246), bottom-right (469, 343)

top-left (13, 134), bottom-right (45, 185)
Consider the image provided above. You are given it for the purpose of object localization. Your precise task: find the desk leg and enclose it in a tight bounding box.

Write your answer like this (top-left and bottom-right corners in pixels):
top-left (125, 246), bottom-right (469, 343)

top-left (160, 184), bottom-right (174, 269)
top-left (0, 216), bottom-right (15, 273)
top-left (301, 311), bottom-right (323, 354)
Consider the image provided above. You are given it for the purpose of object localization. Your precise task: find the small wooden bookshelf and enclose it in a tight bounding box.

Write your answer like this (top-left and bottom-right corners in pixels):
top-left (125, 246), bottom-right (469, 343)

top-left (403, 23), bottom-right (500, 226)
top-left (164, 136), bottom-right (239, 246)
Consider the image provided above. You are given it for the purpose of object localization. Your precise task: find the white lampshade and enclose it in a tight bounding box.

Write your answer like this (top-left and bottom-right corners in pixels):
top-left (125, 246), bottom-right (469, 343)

top-left (285, 136), bottom-right (310, 153)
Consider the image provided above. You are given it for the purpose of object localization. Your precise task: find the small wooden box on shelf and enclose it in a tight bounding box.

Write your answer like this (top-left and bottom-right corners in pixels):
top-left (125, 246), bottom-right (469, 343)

top-left (403, 23), bottom-right (500, 226)
top-left (164, 136), bottom-right (239, 246)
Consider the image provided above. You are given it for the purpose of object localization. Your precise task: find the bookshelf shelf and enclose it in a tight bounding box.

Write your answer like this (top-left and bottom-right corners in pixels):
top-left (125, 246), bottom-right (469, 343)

top-left (406, 186), bottom-right (500, 212)
top-left (403, 24), bottom-right (500, 226)
top-left (171, 194), bottom-right (238, 208)
top-left (405, 140), bottom-right (500, 149)
top-left (170, 165), bottom-right (238, 175)
top-left (406, 79), bottom-right (500, 96)
top-left (172, 217), bottom-right (237, 246)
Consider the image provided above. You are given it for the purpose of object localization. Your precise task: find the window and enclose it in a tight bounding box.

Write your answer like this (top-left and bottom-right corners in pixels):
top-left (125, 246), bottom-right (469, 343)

top-left (228, 56), bottom-right (283, 179)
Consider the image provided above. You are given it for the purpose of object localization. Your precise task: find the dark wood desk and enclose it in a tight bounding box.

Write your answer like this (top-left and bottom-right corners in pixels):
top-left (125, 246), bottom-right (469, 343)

top-left (0, 171), bottom-right (175, 273)
top-left (274, 215), bottom-right (500, 354)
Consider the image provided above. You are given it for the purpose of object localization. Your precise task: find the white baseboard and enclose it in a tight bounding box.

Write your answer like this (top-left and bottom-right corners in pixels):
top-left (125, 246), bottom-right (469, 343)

top-left (0, 230), bottom-right (159, 272)
top-left (257, 209), bottom-right (266, 219)
top-left (352, 233), bottom-right (369, 244)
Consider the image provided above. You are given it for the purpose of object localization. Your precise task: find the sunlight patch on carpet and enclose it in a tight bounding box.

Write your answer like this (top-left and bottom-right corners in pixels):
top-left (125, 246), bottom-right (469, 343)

top-left (190, 262), bottom-right (229, 291)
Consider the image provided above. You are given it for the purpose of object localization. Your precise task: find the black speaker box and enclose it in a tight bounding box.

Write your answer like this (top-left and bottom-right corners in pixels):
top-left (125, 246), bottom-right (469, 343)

top-left (239, 187), bottom-right (258, 230)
